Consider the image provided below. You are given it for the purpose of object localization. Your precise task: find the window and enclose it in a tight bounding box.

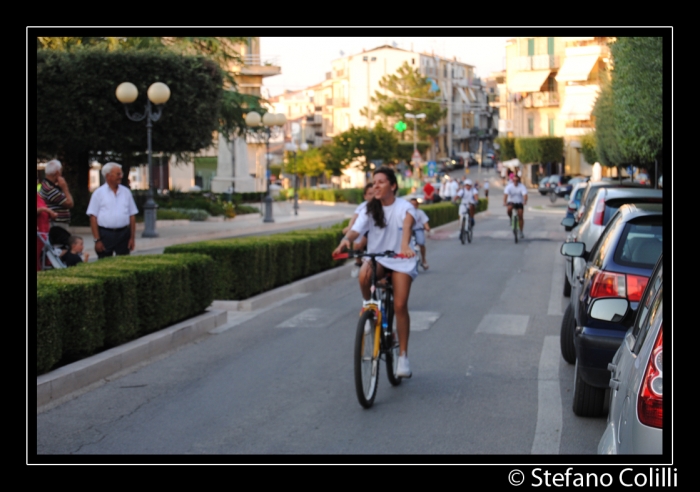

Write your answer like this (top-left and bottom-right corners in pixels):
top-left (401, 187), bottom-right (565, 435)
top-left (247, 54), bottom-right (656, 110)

top-left (528, 38), bottom-right (535, 56)
top-left (528, 117), bottom-right (534, 135)
top-left (412, 58), bottom-right (415, 65)
top-left (549, 118), bottom-right (555, 136)
top-left (548, 37), bottom-right (554, 55)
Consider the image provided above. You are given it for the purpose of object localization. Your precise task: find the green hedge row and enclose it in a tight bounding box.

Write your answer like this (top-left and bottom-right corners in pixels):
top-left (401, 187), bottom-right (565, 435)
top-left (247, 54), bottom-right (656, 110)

top-left (420, 198), bottom-right (488, 227)
top-left (163, 222), bottom-right (348, 300)
top-left (36, 253), bottom-right (216, 375)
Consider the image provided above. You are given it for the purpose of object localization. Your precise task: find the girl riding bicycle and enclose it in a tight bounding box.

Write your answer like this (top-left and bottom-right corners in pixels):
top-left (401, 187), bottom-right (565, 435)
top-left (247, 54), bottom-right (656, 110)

top-left (333, 167), bottom-right (418, 378)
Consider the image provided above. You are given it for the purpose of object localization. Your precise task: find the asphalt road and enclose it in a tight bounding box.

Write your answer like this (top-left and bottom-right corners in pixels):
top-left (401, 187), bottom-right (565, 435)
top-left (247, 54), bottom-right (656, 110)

top-left (35, 188), bottom-right (609, 460)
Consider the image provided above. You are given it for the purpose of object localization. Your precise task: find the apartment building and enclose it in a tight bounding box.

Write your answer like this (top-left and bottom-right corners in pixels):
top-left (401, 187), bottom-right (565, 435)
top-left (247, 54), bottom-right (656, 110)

top-left (502, 36), bottom-right (612, 181)
top-left (212, 37), bottom-right (282, 193)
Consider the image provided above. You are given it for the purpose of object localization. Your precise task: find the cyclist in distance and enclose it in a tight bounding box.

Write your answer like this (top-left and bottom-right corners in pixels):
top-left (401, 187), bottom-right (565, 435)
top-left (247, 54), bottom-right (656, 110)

top-left (454, 179), bottom-right (479, 229)
top-left (503, 174), bottom-right (528, 239)
top-left (333, 167), bottom-right (418, 378)
top-left (343, 182), bottom-right (374, 278)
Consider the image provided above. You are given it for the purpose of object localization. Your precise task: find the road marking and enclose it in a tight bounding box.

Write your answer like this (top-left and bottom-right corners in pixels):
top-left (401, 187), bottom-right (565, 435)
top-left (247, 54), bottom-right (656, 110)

top-left (409, 311), bottom-right (441, 331)
top-left (548, 249), bottom-right (564, 316)
top-left (276, 308), bottom-right (337, 328)
top-left (531, 336), bottom-right (563, 454)
top-left (475, 314), bottom-right (529, 335)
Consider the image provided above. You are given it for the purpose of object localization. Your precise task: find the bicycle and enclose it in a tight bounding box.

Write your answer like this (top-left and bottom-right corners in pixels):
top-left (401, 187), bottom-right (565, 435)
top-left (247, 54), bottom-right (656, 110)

top-left (458, 203), bottom-right (473, 245)
top-left (511, 210), bottom-right (520, 244)
top-left (410, 230), bottom-right (426, 270)
top-left (332, 250), bottom-right (405, 408)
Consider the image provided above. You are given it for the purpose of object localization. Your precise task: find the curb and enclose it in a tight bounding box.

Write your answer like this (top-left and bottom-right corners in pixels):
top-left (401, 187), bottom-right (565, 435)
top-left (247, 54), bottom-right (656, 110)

top-left (37, 310), bottom-right (228, 410)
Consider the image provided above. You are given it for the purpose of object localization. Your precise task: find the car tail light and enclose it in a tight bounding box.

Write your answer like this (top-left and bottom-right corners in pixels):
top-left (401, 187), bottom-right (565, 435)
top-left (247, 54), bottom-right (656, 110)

top-left (589, 270), bottom-right (649, 301)
top-left (638, 326), bottom-right (662, 428)
top-left (593, 196), bottom-right (606, 225)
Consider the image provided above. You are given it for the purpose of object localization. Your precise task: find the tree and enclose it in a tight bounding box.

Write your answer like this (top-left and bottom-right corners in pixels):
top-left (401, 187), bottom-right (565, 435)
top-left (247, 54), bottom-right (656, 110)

top-left (580, 132), bottom-right (598, 165)
top-left (294, 148), bottom-right (326, 187)
top-left (609, 37), bottom-right (663, 165)
top-left (372, 62), bottom-right (445, 144)
top-left (322, 123), bottom-right (400, 175)
top-left (36, 49), bottom-right (225, 223)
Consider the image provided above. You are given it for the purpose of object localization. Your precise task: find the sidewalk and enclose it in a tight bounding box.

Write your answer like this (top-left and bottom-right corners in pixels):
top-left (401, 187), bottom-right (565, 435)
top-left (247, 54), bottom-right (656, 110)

top-left (69, 200), bottom-right (352, 261)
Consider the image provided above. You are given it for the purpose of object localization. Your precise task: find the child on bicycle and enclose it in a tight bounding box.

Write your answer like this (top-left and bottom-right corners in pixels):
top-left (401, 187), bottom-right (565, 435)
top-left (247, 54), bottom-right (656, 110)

top-left (454, 179), bottom-right (479, 229)
top-left (333, 167), bottom-right (417, 378)
top-left (409, 198), bottom-right (430, 270)
top-left (343, 182), bottom-right (374, 278)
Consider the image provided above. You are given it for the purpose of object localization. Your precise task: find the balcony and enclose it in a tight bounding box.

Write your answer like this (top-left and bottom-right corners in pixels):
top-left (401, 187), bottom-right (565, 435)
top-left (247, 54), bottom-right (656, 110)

top-left (517, 54), bottom-right (560, 71)
top-left (233, 54), bottom-right (281, 77)
top-left (522, 91), bottom-right (560, 107)
top-left (333, 98), bottom-right (349, 107)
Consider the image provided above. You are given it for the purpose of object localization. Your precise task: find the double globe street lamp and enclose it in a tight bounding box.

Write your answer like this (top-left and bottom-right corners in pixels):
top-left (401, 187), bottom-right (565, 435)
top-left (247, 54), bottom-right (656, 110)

top-left (245, 111), bottom-right (287, 223)
top-left (284, 141), bottom-right (309, 216)
top-left (116, 81), bottom-right (171, 238)
top-left (405, 112), bottom-right (426, 178)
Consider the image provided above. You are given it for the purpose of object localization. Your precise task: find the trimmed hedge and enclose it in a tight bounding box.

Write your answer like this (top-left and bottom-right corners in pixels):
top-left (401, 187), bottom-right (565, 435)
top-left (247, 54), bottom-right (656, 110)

top-left (420, 198), bottom-right (488, 228)
top-left (163, 224), bottom-right (345, 300)
top-left (36, 253), bottom-right (216, 375)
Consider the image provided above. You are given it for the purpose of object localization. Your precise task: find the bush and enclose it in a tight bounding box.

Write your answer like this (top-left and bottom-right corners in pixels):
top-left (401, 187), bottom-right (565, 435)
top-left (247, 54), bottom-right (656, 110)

top-left (157, 208), bottom-right (191, 220)
top-left (170, 208), bottom-right (210, 221)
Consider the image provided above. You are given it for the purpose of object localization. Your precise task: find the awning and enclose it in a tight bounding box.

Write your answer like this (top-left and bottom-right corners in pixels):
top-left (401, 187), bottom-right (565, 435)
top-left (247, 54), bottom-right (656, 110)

top-left (555, 55), bottom-right (599, 83)
top-left (560, 86), bottom-right (599, 120)
top-left (509, 70), bottom-right (551, 93)
top-left (457, 87), bottom-right (470, 105)
top-left (467, 87), bottom-right (476, 101)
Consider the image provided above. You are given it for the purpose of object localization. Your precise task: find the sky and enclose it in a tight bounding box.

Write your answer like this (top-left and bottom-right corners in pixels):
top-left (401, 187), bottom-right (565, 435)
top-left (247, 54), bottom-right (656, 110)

top-left (259, 37), bottom-right (512, 97)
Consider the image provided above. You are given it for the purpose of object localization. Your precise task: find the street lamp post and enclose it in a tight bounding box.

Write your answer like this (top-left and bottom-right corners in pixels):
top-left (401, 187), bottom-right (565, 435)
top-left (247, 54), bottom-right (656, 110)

top-left (405, 112), bottom-right (426, 178)
top-left (116, 81), bottom-right (171, 238)
top-left (245, 111), bottom-right (287, 223)
top-left (285, 141), bottom-right (309, 216)
top-left (363, 55), bottom-right (377, 128)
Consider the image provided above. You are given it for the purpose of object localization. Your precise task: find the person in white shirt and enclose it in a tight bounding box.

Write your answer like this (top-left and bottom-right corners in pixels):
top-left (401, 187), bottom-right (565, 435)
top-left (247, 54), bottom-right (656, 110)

top-left (334, 167), bottom-right (417, 378)
top-left (454, 179), bottom-right (479, 230)
top-left (409, 198), bottom-right (431, 270)
top-left (86, 162), bottom-right (139, 258)
top-left (448, 177), bottom-right (459, 202)
top-left (503, 174), bottom-right (528, 238)
top-left (483, 180), bottom-right (490, 199)
top-left (439, 176), bottom-right (450, 202)
top-left (343, 182), bottom-right (374, 278)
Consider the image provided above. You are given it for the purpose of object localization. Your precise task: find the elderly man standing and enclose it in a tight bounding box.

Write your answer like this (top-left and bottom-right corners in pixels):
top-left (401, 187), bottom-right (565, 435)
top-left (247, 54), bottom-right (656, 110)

top-left (39, 159), bottom-right (74, 231)
top-left (86, 162), bottom-right (139, 258)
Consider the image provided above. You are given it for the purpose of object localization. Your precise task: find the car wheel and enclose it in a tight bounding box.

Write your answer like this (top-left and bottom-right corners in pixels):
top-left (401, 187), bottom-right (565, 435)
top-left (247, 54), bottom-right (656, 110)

top-left (560, 303), bottom-right (576, 363)
top-left (572, 359), bottom-right (607, 417)
top-left (563, 270), bottom-right (571, 297)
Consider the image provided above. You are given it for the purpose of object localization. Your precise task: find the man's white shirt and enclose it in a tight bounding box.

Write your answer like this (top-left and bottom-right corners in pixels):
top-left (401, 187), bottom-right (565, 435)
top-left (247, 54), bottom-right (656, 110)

top-left (504, 183), bottom-right (528, 204)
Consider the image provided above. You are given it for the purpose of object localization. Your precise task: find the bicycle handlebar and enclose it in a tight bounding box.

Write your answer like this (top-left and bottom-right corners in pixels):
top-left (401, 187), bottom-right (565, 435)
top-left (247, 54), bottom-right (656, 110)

top-left (332, 251), bottom-right (409, 261)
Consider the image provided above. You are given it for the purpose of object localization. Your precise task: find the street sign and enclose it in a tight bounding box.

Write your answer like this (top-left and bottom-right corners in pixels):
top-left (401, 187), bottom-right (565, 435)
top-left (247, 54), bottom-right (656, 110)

top-left (427, 160), bottom-right (436, 177)
top-left (412, 149), bottom-right (422, 162)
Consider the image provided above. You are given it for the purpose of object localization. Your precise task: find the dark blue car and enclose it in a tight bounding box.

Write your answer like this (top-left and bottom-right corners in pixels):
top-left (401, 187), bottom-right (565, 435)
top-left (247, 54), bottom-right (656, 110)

top-left (560, 203), bottom-right (662, 417)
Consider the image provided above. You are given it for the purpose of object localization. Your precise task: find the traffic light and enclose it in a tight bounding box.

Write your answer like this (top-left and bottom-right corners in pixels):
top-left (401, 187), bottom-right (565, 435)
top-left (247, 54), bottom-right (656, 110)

top-left (394, 121), bottom-right (407, 133)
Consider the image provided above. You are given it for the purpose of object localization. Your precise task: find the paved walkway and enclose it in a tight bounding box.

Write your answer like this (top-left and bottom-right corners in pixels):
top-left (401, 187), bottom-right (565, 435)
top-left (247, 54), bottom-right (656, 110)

top-left (68, 200), bottom-right (353, 261)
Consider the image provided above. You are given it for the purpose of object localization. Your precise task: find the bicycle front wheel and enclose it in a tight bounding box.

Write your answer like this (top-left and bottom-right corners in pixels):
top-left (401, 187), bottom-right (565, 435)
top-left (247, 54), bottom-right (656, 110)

top-left (513, 216), bottom-right (519, 243)
top-left (467, 215), bottom-right (473, 243)
top-left (460, 217), bottom-right (466, 245)
top-left (355, 309), bottom-right (380, 408)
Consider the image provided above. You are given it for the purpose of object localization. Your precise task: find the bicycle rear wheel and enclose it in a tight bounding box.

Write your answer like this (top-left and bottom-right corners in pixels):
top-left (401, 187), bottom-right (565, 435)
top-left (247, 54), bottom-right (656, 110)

top-left (355, 309), bottom-right (380, 408)
top-left (384, 295), bottom-right (402, 387)
top-left (460, 217), bottom-right (466, 245)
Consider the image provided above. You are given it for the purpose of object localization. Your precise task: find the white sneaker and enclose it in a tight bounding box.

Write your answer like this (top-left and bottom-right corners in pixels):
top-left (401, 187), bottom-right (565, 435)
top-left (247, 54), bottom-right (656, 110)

top-left (350, 264), bottom-right (361, 278)
top-left (397, 355), bottom-right (412, 378)
top-left (519, 231), bottom-right (524, 239)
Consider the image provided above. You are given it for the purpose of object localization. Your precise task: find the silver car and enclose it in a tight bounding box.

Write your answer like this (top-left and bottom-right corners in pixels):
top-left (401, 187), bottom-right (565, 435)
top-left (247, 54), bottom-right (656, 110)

top-left (597, 255), bottom-right (663, 454)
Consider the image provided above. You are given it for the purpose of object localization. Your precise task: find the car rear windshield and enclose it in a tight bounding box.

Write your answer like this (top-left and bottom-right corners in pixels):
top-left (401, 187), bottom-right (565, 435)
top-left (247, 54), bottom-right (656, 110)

top-left (614, 219), bottom-right (663, 269)
top-left (603, 198), bottom-right (663, 225)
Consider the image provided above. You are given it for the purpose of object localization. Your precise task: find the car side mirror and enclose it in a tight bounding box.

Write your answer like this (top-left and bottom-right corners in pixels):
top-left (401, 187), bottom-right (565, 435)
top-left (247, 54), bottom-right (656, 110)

top-left (560, 241), bottom-right (585, 257)
top-left (588, 298), bottom-right (630, 323)
top-left (561, 217), bottom-right (576, 229)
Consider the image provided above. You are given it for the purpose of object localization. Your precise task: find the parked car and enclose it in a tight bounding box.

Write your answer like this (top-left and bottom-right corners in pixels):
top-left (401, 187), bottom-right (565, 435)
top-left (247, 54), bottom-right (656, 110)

top-left (482, 156), bottom-right (495, 168)
top-left (538, 176), bottom-right (556, 195)
top-left (634, 172), bottom-right (650, 185)
top-left (563, 182), bottom-right (588, 232)
top-left (561, 187), bottom-right (662, 303)
top-left (574, 180), bottom-right (650, 224)
top-left (402, 191), bottom-right (425, 204)
top-left (560, 203), bottom-right (662, 417)
top-left (597, 255), bottom-right (663, 454)
top-left (450, 155), bottom-right (465, 169)
top-left (555, 176), bottom-right (589, 198)
top-left (437, 157), bottom-right (454, 172)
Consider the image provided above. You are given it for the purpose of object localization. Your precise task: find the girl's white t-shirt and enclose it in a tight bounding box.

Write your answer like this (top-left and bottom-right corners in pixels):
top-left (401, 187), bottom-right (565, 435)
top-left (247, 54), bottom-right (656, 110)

top-left (351, 197), bottom-right (418, 279)
top-left (353, 200), bottom-right (368, 215)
